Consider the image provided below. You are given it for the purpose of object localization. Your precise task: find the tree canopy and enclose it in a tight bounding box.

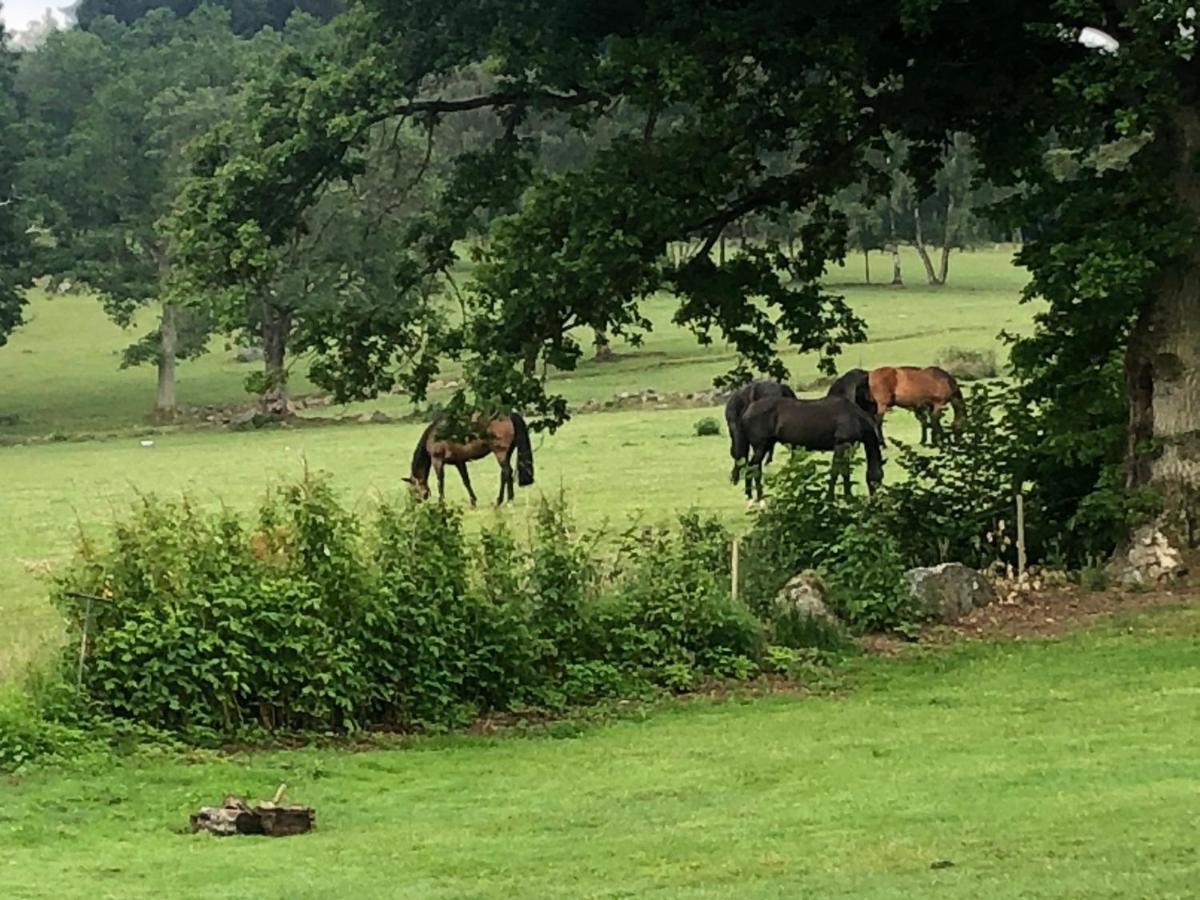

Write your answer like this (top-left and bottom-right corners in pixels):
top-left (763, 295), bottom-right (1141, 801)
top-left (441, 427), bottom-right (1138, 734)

top-left (169, 0), bottom-right (1200, 552)
top-left (0, 15), bottom-right (32, 347)
top-left (75, 0), bottom-right (343, 35)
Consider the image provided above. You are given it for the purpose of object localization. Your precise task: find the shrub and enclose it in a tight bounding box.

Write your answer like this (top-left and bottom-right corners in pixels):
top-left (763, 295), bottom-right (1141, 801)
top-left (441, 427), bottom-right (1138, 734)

top-left (48, 474), bottom-right (770, 741)
top-left (739, 452), bottom-right (916, 635)
top-left (814, 521), bottom-right (917, 632)
top-left (0, 690), bottom-right (95, 773)
top-left (738, 452), bottom-right (863, 617)
top-left (936, 346), bottom-right (998, 380)
top-left (598, 521), bottom-right (762, 689)
top-left (694, 416), bottom-right (721, 437)
top-left (872, 381), bottom-right (1022, 570)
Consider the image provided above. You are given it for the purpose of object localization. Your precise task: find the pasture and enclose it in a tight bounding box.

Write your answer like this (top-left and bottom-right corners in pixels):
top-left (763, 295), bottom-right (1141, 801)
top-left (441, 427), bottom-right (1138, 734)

top-left (3, 245), bottom-right (1198, 899)
top-left (0, 246), bottom-right (1033, 677)
top-left (4, 605), bottom-right (1198, 898)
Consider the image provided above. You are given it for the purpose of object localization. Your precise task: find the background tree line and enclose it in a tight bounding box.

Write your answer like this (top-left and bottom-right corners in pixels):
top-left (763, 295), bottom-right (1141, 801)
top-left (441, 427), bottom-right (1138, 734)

top-left (2, 0), bottom-right (1005, 418)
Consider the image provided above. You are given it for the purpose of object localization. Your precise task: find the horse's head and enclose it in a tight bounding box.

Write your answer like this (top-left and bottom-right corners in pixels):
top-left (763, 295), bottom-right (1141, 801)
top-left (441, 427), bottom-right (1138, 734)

top-left (403, 475), bottom-right (430, 501)
top-left (866, 455), bottom-right (885, 495)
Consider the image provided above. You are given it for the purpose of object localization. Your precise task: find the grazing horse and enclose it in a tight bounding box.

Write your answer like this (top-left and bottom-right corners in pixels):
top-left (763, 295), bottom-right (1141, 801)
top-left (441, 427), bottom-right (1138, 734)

top-left (826, 368), bottom-right (879, 417)
top-left (738, 395), bottom-right (884, 501)
top-left (405, 413), bottom-right (534, 506)
top-left (725, 380), bottom-right (797, 482)
top-left (868, 365), bottom-right (966, 446)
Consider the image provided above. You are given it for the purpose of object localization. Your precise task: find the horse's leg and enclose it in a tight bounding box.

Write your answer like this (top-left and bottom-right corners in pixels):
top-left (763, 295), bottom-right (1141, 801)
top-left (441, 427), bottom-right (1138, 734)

top-left (506, 448), bottom-right (516, 502)
top-left (496, 461), bottom-right (514, 506)
top-left (455, 462), bottom-right (477, 508)
top-left (841, 447), bottom-right (852, 498)
top-left (433, 458), bottom-right (446, 502)
top-left (929, 401), bottom-right (946, 446)
top-left (758, 442), bottom-right (775, 501)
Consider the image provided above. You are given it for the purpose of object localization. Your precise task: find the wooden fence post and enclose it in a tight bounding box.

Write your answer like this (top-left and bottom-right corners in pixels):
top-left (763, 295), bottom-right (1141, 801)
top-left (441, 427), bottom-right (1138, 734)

top-left (76, 594), bottom-right (94, 689)
top-left (1015, 492), bottom-right (1027, 576)
top-left (731, 537), bottom-right (740, 604)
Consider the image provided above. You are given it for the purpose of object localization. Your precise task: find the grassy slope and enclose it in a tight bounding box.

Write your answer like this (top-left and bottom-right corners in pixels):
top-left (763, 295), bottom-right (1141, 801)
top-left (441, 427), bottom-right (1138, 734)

top-left (0, 246), bottom-right (1032, 434)
top-left (4, 605), bottom-right (1198, 899)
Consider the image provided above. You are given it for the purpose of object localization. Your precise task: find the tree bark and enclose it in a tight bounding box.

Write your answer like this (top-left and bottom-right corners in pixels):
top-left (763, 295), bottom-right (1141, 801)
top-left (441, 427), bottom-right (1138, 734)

top-left (937, 194), bottom-right (956, 285)
top-left (260, 305), bottom-right (292, 417)
top-left (887, 205), bottom-right (903, 286)
top-left (864, 249), bottom-right (871, 284)
top-left (912, 207), bottom-right (942, 285)
top-left (521, 342), bottom-right (539, 377)
top-left (593, 328), bottom-right (615, 362)
top-left (155, 303), bottom-right (177, 415)
top-left (1124, 106), bottom-right (1200, 554)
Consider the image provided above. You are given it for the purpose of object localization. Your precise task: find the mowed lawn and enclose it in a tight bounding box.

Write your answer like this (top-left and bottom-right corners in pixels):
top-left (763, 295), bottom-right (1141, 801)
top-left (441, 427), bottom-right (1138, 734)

top-left (4, 605), bottom-right (1198, 899)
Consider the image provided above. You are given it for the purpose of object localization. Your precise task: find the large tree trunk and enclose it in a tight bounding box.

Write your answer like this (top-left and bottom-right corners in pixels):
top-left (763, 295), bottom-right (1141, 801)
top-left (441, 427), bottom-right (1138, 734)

top-left (912, 207), bottom-right (942, 285)
top-left (593, 328), bottom-right (615, 362)
top-left (887, 205), bottom-right (903, 285)
top-left (260, 306), bottom-right (292, 417)
top-left (1121, 107), bottom-right (1200, 572)
top-left (155, 303), bottom-right (177, 415)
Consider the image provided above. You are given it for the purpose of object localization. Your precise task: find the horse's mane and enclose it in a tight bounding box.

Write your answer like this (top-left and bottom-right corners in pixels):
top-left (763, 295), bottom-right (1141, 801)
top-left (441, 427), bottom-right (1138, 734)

top-left (410, 421), bottom-right (436, 480)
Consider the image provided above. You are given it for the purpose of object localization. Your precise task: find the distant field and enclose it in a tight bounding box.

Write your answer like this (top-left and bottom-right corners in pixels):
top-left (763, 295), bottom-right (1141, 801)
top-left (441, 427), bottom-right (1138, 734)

top-left (0, 246), bottom-right (1035, 677)
top-left (0, 246), bottom-right (1035, 436)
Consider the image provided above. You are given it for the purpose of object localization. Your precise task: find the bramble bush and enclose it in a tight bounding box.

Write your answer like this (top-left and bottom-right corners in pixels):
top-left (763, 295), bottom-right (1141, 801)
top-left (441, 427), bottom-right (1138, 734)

top-left (46, 474), bottom-right (771, 742)
top-left (738, 452), bottom-right (918, 633)
top-left (874, 380), bottom-right (1158, 571)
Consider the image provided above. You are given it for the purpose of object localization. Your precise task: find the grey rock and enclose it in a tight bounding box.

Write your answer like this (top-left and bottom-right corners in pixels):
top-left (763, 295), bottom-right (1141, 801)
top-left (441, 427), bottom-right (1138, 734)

top-left (905, 563), bottom-right (998, 623)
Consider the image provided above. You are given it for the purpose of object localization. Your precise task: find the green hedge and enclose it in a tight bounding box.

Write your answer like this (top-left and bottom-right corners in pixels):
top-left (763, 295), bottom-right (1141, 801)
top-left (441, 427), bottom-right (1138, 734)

top-left (51, 475), bottom-right (764, 740)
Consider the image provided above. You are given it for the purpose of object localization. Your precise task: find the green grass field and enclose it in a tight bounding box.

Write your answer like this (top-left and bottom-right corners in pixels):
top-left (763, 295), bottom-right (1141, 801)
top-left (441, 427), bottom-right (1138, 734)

top-left (4, 605), bottom-right (1198, 899)
top-left (4, 246), bottom-right (1199, 899)
top-left (0, 246), bottom-right (1032, 435)
top-left (0, 246), bottom-right (1036, 678)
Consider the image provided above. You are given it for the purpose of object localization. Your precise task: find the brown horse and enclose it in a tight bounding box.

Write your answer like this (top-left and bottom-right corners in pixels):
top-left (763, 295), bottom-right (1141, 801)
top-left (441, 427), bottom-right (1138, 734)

top-left (405, 413), bottom-right (534, 506)
top-left (868, 366), bottom-right (966, 446)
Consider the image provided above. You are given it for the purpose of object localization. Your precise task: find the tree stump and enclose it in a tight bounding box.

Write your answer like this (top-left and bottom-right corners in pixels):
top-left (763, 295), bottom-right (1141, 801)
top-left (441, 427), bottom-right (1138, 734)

top-left (190, 788), bottom-right (314, 837)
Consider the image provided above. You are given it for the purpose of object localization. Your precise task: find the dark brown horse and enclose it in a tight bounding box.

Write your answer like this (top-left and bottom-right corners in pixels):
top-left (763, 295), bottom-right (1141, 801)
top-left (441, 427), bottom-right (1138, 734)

top-left (868, 365), bottom-right (966, 446)
top-left (405, 413), bottom-right (534, 506)
top-left (739, 394), bottom-right (884, 501)
top-left (725, 380), bottom-right (796, 482)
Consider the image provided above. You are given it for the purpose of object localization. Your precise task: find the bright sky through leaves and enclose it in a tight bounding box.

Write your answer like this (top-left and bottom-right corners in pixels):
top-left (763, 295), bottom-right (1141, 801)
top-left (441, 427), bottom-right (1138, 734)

top-left (1, 0), bottom-right (64, 29)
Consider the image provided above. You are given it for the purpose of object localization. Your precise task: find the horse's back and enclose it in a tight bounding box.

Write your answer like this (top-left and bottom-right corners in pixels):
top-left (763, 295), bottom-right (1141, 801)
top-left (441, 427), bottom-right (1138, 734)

top-left (749, 395), bottom-right (846, 450)
top-left (871, 365), bottom-right (957, 406)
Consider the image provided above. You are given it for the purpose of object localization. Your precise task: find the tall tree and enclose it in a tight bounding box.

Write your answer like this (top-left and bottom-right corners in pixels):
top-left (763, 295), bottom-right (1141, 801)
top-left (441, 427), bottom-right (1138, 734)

top-left (18, 6), bottom-right (277, 413)
top-left (171, 0), bottom-right (1200, 557)
top-left (0, 10), bottom-right (32, 349)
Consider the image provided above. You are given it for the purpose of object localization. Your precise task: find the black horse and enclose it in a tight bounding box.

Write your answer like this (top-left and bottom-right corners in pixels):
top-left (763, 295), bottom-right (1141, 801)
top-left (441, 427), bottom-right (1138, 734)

top-left (826, 368), bottom-right (877, 417)
top-left (739, 394), bottom-right (884, 501)
top-left (725, 380), bottom-right (796, 482)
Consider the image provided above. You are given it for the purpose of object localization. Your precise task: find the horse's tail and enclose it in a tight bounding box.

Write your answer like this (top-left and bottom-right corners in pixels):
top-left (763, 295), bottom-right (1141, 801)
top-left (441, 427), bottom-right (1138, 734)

top-left (510, 412), bottom-right (535, 486)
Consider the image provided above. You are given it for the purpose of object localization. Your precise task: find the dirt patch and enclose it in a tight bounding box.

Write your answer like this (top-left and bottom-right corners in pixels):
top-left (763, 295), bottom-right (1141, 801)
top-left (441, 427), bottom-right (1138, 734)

top-left (927, 583), bottom-right (1197, 642)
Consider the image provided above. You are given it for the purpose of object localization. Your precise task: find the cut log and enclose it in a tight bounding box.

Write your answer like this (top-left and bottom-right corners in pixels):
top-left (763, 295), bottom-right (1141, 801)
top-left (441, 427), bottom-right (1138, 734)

top-left (189, 790), bottom-right (314, 837)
